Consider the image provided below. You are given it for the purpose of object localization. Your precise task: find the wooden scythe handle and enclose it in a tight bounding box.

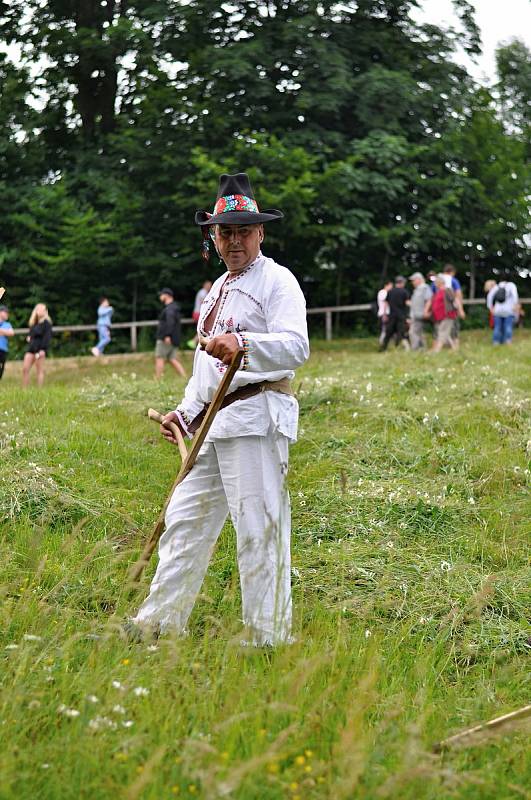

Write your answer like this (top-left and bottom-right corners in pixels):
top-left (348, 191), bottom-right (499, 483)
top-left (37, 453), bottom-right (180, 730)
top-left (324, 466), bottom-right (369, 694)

top-left (147, 408), bottom-right (188, 462)
top-left (129, 345), bottom-right (244, 583)
top-left (0, 288), bottom-right (5, 301)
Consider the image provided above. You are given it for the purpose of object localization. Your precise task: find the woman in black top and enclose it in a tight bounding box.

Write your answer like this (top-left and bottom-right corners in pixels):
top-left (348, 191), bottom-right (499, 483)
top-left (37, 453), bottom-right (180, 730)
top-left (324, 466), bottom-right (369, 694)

top-left (23, 303), bottom-right (53, 387)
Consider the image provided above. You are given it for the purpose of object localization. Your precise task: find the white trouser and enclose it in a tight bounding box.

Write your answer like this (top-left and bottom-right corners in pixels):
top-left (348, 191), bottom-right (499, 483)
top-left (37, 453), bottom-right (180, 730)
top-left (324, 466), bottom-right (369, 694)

top-left (134, 430), bottom-right (292, 645)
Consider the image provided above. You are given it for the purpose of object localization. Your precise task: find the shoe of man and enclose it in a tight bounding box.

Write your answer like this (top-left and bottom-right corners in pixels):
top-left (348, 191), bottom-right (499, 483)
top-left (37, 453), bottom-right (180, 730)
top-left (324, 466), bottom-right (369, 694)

top-left (91, 346), bottom-right (100, 357)
top-left (121, 619), bottom-right (160, 644)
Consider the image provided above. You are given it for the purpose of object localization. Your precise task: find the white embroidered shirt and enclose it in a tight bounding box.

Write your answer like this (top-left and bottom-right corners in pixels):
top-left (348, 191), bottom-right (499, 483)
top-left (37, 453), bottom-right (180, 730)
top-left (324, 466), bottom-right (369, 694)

top-left (175, 253), bottom-right (309, 442)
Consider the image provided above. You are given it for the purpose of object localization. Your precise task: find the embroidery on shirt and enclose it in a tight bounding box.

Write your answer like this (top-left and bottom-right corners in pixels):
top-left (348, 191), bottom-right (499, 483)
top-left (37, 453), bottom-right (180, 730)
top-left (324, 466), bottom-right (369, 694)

top-left (226, 287), bottom-right (263, 312)
top-left (239, 332), bottom-right (250, 371)
top-left (224, 254), bottom-right (260, 285)
top-left (176, 407), bottom-right (193, 429)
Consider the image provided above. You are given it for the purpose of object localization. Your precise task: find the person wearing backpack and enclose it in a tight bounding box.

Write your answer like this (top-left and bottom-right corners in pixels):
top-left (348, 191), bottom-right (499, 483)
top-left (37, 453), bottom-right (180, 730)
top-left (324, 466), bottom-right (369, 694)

top-left (430, 274), bottom-right (458, 352)
top-left (486, 280), bottom-right (519, 345)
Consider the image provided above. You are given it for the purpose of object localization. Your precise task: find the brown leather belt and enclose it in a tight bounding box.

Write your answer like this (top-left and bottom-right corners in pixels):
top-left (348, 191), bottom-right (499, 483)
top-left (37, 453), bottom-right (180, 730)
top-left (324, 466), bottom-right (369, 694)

top-left (189, 378), bottom-right (293, 433)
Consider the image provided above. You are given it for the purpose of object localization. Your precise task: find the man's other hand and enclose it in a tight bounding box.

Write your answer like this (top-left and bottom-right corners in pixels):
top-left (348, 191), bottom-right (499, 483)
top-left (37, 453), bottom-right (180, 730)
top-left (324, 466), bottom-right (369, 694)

top-left (205, 333), bottom-right (240, 365)
top-left (160, 411), bottom-right (185, 445)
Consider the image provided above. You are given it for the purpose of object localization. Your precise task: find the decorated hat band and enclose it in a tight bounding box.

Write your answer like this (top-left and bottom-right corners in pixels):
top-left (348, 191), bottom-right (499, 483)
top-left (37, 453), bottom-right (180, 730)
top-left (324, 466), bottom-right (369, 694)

top-left (213, 194), bottom-right (259, 216)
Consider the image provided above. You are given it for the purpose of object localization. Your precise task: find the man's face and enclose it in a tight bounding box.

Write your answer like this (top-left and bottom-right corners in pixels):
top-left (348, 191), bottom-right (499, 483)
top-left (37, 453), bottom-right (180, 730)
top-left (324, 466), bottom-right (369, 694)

top-left (214, 224), bottom-right (263, 272)
top-left (0, 310), bottom-right (7, 322)
top-left (411, 277), bottom-right (422, 288)
top-left (159, 293), bottom-right (172, 304)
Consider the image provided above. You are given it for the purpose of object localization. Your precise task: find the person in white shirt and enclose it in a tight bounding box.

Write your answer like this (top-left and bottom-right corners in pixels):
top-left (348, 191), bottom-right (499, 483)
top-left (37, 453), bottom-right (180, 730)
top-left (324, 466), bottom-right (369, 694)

top-left (131, 173), bottom-right (310, 646)
top-left (376, 280), bottom-right (392, 345)
top-left (187, 280), bottom-right (213, 349)
top-left (486, 279), bottom-right (519, 345)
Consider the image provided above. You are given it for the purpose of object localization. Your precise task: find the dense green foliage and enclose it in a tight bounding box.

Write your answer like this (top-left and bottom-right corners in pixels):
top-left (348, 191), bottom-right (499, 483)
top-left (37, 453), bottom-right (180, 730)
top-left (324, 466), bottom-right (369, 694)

top-left (0, 1), bottom-right (529, 327)
top-left (1, 335), bottom-right (530, 798)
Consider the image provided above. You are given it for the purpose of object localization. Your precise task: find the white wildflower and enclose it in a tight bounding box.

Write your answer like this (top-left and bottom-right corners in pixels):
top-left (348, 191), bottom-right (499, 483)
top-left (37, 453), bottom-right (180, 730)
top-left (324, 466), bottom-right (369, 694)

top-left (133, 687), bottom-right (149, 697)
top-left (352, 412), bottom-right (358, 419)
top-left (111, 680), bottom-right (125, 691)
top-left (366, 382), bottom-right (372, 392)
top-left (5, 644), bottom-right (18, 650)
top-left (440, 560), bottom-right (452, 572)
top-left (468, 497), bottom-right (476, 505)
top-left (41, 764), bottom-right (50, 770)
top-left (58, 705), bottom-right (80, 718)
top-left (23, 634), bottom-right (42, 642)
top-left (122, 720), bottom-right (134, 728)
top-left (87, 695), bottom-right (99, 704)
top-left (112, 705), bottom-right (126, 715)
top-left (88, 715), bottom-right (117, 731)
top-left (146, 645), bottom-right (158, 652)
top-left (364, 629), bottom-right (372, 638)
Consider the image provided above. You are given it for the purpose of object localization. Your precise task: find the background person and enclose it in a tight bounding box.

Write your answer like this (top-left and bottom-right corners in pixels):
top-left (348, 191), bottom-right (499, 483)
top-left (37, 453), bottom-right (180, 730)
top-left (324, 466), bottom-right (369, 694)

top-left (155, 288), bottom-right (186, 379)
top-left (408, 272), bottom-right (432, 350)
top-left (427, 270), bottom-right (437, 293)
top-left (431, 275), bottom-right (457, 352)
top-left (91, 296), bottom-right (114, 357)
top-left (376, 280), bottom-right (392, 346)
top-left (0, 304), bottom-right (14, 380)
top-left (22, 303), bottom-right (52, 387)
top-left (486, 279), bottom-right (519, 345)
top-left (484, 279), bottom-right (497, 329)
top-left (187, 279), bottom-right (213, 349)
top-left (379, 276), bottom-right (409, 351)
top-left (443, 264), bottom-right (466, 340)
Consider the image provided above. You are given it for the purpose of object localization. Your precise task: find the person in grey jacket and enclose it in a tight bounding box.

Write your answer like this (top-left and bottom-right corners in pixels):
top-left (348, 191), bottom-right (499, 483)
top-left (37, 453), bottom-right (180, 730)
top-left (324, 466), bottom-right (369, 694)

top-left (487, 280), bottom-right (519, 345)
top-left (408, 272), bottom-right (432, 349)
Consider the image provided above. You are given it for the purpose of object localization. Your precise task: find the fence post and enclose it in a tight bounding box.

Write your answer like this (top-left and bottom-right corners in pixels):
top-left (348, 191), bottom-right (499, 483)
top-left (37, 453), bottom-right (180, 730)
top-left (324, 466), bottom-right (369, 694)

top-left (130, 323), bottom-right (138, 352)
top-left (325, 310), bottom-right (333, 342)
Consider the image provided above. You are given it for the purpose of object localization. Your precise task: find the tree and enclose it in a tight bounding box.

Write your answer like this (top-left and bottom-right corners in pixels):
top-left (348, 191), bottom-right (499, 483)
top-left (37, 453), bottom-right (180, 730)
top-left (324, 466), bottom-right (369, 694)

top-left (495, 39), bottom-right (531, 141)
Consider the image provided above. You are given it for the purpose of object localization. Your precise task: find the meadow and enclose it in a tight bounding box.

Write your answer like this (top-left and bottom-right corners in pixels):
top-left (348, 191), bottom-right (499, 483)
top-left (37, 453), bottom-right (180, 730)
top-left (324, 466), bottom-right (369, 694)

top-left (0, 332), bottom-right (529, 800)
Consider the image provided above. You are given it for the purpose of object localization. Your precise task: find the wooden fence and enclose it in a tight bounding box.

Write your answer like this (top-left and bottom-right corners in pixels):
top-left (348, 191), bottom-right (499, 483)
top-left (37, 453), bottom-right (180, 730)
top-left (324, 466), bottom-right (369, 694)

top-left (11, 298), bottom-right (530, 347)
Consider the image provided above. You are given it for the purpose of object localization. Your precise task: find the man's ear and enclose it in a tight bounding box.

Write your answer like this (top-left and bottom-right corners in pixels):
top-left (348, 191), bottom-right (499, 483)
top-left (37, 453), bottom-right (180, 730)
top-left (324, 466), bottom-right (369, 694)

top-left (259, 225), bottom-right (264, 243)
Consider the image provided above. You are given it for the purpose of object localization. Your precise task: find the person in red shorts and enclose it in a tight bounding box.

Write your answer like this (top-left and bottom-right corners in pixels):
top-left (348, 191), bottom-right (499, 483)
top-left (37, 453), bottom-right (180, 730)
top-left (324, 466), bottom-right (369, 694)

top-left (187, 279), bottom-right (213, 349)
top-left (430, 274), bottom-right (458, 352)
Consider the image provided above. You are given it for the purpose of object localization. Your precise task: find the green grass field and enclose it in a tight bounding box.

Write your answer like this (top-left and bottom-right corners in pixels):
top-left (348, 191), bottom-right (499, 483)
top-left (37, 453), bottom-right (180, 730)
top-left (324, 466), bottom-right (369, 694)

top-left (1, 333), bottom-right (530, 800)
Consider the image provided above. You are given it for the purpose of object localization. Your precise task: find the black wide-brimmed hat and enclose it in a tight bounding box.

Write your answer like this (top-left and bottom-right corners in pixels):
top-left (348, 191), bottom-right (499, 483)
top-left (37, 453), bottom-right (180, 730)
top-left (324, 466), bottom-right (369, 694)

top-left (195, 172), bottom-right (284, 227)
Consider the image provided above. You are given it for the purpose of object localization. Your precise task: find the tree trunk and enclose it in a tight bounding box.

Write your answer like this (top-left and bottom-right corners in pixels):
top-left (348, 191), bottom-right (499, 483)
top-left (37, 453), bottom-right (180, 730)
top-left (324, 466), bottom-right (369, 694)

top-left (73, 0), bottom-right (119, 140)
top-left (469, 251), bottom-right (476, 299)
top-left (380, 248), bottom-right (390, 286)
top-left (334, 261), bottom-right (343, 334)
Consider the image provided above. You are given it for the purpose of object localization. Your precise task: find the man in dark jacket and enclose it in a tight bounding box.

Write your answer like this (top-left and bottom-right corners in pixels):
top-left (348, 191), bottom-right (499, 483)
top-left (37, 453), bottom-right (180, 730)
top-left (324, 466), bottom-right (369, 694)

top-left (380, 276), bottom-right (410, 351)
top-left (155, 288), bottom-right (186, 379)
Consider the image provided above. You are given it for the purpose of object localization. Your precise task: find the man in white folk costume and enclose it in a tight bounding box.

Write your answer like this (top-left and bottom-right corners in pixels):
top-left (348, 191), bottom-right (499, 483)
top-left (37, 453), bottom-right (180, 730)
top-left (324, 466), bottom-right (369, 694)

top-left (131, 173), bottom-right (310, 645)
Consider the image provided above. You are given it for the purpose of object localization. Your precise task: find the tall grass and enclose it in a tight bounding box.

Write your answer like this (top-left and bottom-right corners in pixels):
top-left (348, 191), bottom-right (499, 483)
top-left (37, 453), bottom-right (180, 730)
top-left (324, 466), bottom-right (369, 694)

top-left (0, 332), bottom-right (529, 799)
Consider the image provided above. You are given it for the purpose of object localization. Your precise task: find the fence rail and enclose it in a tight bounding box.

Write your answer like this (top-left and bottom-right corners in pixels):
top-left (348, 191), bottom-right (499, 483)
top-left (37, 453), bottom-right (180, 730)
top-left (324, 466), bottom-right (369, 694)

top-left (11, 298), bottom-right (530, 347)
